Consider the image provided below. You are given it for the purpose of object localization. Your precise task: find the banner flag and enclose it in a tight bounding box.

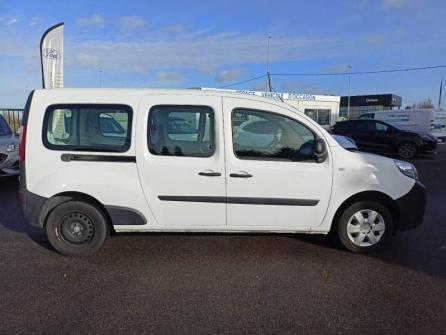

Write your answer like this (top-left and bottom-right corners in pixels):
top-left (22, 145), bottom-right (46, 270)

top-left (40, 22), bottom-right (64, 89)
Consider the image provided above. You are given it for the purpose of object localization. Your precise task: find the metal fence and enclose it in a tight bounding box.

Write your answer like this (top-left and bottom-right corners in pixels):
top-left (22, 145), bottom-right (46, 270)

top-left (0, 109), bottom-right (23, 133)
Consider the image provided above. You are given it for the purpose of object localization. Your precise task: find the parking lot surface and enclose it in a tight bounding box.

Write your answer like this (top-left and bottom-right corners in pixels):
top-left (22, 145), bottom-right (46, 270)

top-left (1, 148), bottom-right (445, 334)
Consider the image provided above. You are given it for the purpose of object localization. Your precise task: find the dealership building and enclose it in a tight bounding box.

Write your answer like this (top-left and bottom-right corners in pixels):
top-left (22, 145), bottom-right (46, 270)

top-left (340, 94), bottom-right (402, 119)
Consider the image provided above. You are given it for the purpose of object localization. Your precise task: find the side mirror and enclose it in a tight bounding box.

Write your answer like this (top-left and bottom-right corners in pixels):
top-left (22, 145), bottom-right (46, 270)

top-left (314, 138), bottom-right (328, 163)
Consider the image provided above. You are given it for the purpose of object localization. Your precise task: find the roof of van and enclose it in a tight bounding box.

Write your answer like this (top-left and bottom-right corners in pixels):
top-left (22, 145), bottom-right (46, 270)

top-left (31, 88), bottom-right (305, 109)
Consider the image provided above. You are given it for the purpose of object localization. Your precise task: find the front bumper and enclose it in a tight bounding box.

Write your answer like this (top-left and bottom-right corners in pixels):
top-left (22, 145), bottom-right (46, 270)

top-left (395, 181), bottom-right (426, 231)
top-left (0, 151), bottom-right (19, 176)
top-left (419, 140), bottom-right (438, 155)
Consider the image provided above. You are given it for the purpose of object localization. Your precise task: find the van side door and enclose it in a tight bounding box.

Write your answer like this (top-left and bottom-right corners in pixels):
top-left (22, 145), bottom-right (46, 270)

top-left (223, 97), bottom-right (333, 230)
top-left (136, 94), bottom-right (226, 228)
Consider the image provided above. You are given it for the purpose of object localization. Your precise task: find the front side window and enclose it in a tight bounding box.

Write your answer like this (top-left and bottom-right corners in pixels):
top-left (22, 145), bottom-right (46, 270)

top-left (43, 105), bottom-right (132, 152)
top-left (148, 105), bottom-right (215, 157)
top-left (232, 109), bottom-right (316, 162)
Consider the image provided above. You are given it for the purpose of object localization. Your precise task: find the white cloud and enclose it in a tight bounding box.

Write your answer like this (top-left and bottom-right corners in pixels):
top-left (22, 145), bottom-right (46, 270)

top-left (119, 16), bottom-right (145, 30)
top-left (215, 68), bottom-right (246, 82)
top-left (167, 24), bottom-right (187, 34)
top-left (7, 18), bottom-right (19, 25)
top-left (155, 71), bottom-right (184, 82)
top-left (76, 14), bottom-right (105, 27)
top-left (29, 17), bottom-right (40, 27)
top-left (62, 32), bottom-right (348, 74)
top-left (382, 0), bottom-right (410, 9)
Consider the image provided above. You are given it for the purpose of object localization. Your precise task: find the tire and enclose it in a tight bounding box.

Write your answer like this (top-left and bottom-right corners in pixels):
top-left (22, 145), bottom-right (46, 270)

top-left (46, 200), bottom-right (109, 256)
top-left (337, 201), bottom-right (393, 253)
top-left (397, 141), bottom-right (418, 159)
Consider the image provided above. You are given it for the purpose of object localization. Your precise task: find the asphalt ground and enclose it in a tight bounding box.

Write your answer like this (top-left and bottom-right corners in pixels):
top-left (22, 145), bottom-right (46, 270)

top-left (0, 147), bottom-right (445, 334)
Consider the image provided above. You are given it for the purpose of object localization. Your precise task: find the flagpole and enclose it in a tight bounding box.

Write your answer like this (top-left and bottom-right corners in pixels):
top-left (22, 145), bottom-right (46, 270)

top-left (439, 78), bottom-right (443, 110)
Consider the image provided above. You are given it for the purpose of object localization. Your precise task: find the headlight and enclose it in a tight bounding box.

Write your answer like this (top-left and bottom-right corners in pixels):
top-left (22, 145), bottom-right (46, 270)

top-left (394, 160), bottom-right (419, 180)
top-left (5, 143), bottom-right (19, 152)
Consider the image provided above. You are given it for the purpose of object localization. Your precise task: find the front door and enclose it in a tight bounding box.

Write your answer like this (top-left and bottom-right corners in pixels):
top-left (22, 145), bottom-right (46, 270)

top-left (136, 94), bottom-right (226, 228)
top-left (223, 97), bottom-right (333, 230)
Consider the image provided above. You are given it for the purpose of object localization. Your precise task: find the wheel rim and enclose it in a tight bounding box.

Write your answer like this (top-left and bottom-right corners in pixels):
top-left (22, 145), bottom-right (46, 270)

top-left (58, 212), bottom-right (95, 245)
top-left (346, 209), bottom-right (385, 247)
top-left (399, 143), bottom-right (416, 158)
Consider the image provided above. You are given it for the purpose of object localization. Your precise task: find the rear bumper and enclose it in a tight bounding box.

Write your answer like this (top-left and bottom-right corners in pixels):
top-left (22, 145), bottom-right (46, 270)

top-left (19, 164), bottom-right (46, 229)
top-left (395, 181), bottom-right (426, 231)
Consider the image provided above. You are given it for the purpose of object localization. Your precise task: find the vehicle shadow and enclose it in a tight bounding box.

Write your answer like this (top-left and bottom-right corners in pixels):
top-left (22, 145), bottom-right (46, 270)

top-left (0, 177), bottom-right (53, 251)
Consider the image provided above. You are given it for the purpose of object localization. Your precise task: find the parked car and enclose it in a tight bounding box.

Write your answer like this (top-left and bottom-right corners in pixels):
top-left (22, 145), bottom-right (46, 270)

top-left (332, 135), bottom-right (358, 151)
top-left (20, 89), bottom-right (426, 256)
top-left (331, 119), bottom-right (438, 159)
top-left (0, 115), bottom-right (19, 177)
top-left (358, 109), bottom-right (446, 139)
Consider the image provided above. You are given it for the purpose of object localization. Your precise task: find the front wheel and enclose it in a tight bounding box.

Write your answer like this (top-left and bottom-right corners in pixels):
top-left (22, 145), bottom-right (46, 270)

top-left (46, 200), bottom-right (109, 256)
top-left (337, 201), bottom-right (393, 253)
top-left (398, 142), bottom-right (418, 159)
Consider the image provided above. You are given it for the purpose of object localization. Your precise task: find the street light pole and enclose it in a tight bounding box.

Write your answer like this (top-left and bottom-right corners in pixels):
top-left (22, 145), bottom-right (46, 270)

top-left (266, 36), bottom-right (272, 92)
top-left (99, 70), bottom-right (103, 88)
top-left (347, 64), bottom-right (352, 119)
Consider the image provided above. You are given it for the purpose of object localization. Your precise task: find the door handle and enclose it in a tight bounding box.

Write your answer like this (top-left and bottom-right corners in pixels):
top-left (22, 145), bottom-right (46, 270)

top-left (199, 171), bottom-right (222, 177)
top-left (230, 172), bottom-right (253, 178)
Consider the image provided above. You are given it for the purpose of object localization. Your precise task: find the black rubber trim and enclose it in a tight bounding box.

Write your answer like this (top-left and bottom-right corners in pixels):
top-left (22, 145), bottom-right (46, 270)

top-left (40, 22), bottom-right (64, 88)
top-left (158, 196), bottom-right (319, 206)
top-left (395, 181), bottom-right (426, 231)
top-left (21, 90), bottom-right (35, 125)
top-left (105, 206), bottom-right (147, 226)
top-left (61, 154), bottom-right (136, 163)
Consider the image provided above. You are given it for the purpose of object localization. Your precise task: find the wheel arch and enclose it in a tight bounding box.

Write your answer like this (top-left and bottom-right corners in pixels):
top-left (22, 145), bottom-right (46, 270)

top-left (331, 191), bottom-right (399, 234)
top-left (39, 191), bottom-right (113, 230)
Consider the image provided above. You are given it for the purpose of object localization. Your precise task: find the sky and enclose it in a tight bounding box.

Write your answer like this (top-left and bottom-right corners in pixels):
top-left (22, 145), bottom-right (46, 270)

top-left (1, 0), bottom-right (446, 108)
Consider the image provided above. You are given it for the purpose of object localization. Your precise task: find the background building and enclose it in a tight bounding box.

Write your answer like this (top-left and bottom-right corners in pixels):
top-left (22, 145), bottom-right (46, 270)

top-left (340, 94), bottom-right (402, 119)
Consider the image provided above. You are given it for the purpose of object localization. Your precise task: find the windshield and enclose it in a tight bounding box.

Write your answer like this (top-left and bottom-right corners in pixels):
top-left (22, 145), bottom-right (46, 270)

top-left (0, 117), bottom-right (12, 136)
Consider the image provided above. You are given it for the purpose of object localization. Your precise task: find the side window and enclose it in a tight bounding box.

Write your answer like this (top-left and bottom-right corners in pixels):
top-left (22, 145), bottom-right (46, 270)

top-left (148, 105), bottom-right (215, 157)
top-left (43, 105), bottom-right (132, 152)
top-left (374, 121), bottom-right (389, 132)
top-left (232, 109), bottom-right (316, 162)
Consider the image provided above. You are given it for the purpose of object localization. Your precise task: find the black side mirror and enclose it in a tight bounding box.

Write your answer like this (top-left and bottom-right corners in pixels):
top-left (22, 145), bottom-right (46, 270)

top-left (314, 138), bottom-right (328, 163)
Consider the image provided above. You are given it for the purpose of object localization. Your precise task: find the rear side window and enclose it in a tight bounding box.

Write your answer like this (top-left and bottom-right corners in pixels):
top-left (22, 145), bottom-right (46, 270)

top-left (43, 104), bottom-right (132, 152)
top-left (148, 105), bottom-right (215, 157)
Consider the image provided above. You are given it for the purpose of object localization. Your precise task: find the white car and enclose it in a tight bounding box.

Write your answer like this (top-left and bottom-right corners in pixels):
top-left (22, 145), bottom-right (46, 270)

top-left (19, 89), bottom-right (426, 256)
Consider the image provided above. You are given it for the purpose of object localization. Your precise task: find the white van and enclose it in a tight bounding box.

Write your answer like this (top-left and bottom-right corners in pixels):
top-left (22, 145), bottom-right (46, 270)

top-left (19, 89), bottom-right (426, 256)
top-left (359, 109), bottom-right (446, 139)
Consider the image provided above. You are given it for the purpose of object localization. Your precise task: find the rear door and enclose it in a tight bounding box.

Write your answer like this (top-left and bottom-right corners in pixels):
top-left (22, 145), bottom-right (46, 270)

top-left (136, 94), bottom-right (226, 228)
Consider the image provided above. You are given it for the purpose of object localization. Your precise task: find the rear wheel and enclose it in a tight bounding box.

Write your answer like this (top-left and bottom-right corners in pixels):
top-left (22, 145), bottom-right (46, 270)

top-left (398, 141), bottom-right (417, 159)
top-left (46, 200), bottom-right (109, 256)
top-left (337, 201), bottom-right (393, 253)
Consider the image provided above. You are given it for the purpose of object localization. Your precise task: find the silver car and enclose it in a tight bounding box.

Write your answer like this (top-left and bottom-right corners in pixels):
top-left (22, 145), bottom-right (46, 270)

top-left (0, 115), bottom-right (19, 177)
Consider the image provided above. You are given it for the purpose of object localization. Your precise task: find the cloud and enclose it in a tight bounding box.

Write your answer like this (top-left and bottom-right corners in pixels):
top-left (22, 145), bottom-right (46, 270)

top-left (0, 17), bottom-right (19, 26)
top-left (76, 14), bottom-right (105, 27)
top-left (155, 71), bottom-right (184, 82)
top-left (119, 16), bottom-right (145, 30)
top-left (167, 24), bottom-right (187, 34)
top-left (382, 0), bottom-right (410, 9)
top-left (215, 68), bottom-right (246, 82)
top-left (198, 65), bottom-right (216, 75)
top-left (29, 17), bottom-right (40, 27)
